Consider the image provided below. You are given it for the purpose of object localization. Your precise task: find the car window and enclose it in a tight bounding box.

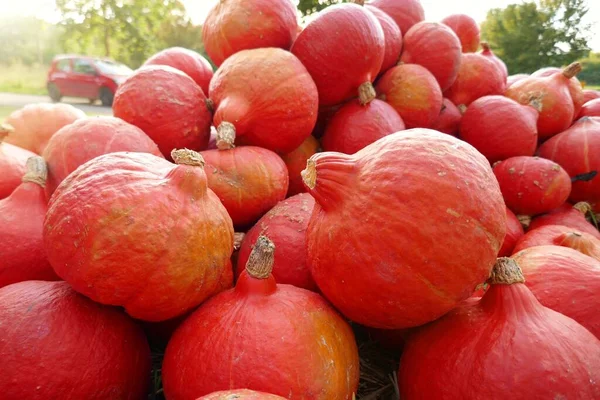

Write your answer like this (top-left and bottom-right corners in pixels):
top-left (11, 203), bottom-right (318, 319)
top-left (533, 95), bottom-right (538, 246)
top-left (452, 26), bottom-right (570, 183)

top-left (56, 59), bottom-right (71, 72)
top-left (73, 59), bottom-right (97, 75)
top-left (95, 60), bottom-right (133, 75)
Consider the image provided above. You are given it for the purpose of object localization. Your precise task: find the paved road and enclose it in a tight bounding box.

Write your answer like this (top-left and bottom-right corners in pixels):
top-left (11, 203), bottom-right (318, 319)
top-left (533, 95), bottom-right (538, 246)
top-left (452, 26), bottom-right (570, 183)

top-left (0, 92), bottom-right (112, 115)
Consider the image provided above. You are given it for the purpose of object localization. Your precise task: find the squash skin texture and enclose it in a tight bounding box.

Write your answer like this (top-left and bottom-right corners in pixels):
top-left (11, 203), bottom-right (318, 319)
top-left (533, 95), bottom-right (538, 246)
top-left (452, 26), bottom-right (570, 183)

top-left (196, 390), bottom-right (286, 400)
top-left (498, 207), bottom-right (524, 257)
top-left (441, 14), bottom-right (480, 53)
top-left (369, 0), bottom-right (425, 35)
top-left (304, 129), bottom-right (506, 329)
top-left (512, 224), bottom-right (600, 259)
top-left (280, 135), bottom-right (320, 197)
top-left (529, 203), bottom-right (600, 239)
top-left (0, 135), bottom-right (35, 199)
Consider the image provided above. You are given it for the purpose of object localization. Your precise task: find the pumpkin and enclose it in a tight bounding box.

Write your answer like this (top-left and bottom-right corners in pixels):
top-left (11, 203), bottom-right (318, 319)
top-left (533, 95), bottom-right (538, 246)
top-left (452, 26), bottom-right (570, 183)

top-left (200, 130), bottom-right (289, 228)
top-left (365, 5), bottom-right (403, 75)
top-left (143, 47), bottom-right (214, 95)
top-left (369, 0), bottom-right (425, 35)
top-left (0, 123), bottom-right (36, 199)
top-left (236, 194), bottom-right (317, 291)
top-left (376, 64), bottom-right (443, 128)
top-left (578, 98), bottom-right (600, 119)
top-left (512, 246), bottom-right (600, 338)
top-left (113, 65), bottom-right (212, 159)
top-left (479, 42), bottom-right (508, 82)
top-left (0, 280), bottom-right (151, 400)
top-left (197, 390), bottom-right (286, 400)
top-left (493, 156), bottom-right (571, 216)
top-left (162, 236), bottom-right (360, 400)
top-left (210, 48), bottom-right (318, 153)
top-left (499, 207), bottom-right (524, 257)
top-left (302, 129), bottom-right (506, 328)
top-left (0, 156), bottom-right (59, 288)
top-left (400, 22), bottom-right (462, 91)
top-left (3, 103), bottom-right (85, 154)
top-left (440, 14), bottom-right (480, 53)
top-left (505, 63), bottom-right (581, 139)
top-left (280, 135), bottom-right (320, 197)
top-left (532, 66), bottom-right (585, 119)
top-left (430, 98), bottom-right (462, 136)
top-left (512, 225), bottom-right (600, 260)
top-left (444, 53), bottom-right (506, 106)
top-left (458, 95), bottom-right (538, 163)
top-left (321, 99), bottom-right (405, 154)
top-left (583, 89), bottom-right (600, 103)
top-left (290, 3), bottom-right (385, 106)
top-left (43, 150), bottom-right (234, 321)
top-left (397, 257), bottom-right (600, 398)
top-left (507, 73), bottom-right (528, 87)
top-left (42, 116), bottom-right (163, 198)
top-left (202, 0), bottom-right (297, 67)
top-left (529, 202), bottom-right (600, 239)
top-left (537, 116), bottom-right (600, 207)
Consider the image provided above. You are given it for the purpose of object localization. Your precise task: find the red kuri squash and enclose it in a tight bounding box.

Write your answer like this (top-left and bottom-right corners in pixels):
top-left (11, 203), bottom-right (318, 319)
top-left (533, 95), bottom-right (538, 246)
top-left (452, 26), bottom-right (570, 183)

top-left (376, 64), bottom-right (443, 128)
top-left (479, 42), bottom-right (508, 82)
top-left (369, 0), bottom-right (425, 35)
top-left (499, 207), bottom-right (525, 257)
top-left (202, 0), bottom-right (298, 67)
top-left (236, 194), bottom-right (316, 291)
top-left (280, 135), bottom-right (320, 197)
top-left (113, 65), bottom-right (212, 159)
top-left (0, 280), bottom-right (151, 400)
top-left (0, 156), bottom-right (58, 288)
top-left (400, 22), bottom-right (462, 91)
top-left (583, 89), bottom-right (600, 103)
top-left (365, 5), bottom-right (403, 75)
top-left (162, 236), bottom-right (360, 400)
top-left (143, 47), bottom-right (214, 95)
top-left (290, 3), bottom-right (385, 106)
top-left (577, 98), bottom-right (600, 119)
top-left (444, 53), bottom-right (506, 106)
top-left (512, 246), bottom-right (600, 338)
top-left (512, 225), bottom-right (600, 260)
top-left (532, 66), bottom-right (585, 119)
top-left (507, 73), bottom-right (528, 87)
top-left (321, 99), bottom-right (405, 154)
top-left (398, 257), bottom-right (600, 398)
top-left (441, 14), bottom-right (480, 53)
top-left (529, 202), bottom-right (600, 239)
top-left (493, 156), bottom-right (572, 216)
top-left (43, 150), bottom-right (234, 321)
top-left (210, 48), bottom-right (318, 153)
top-left (0, 123), bottom-right (36, 199)
top-left (197, 390), bottom-right (286, 400)
top-left (302, 129), bottom-right (506, 328)
top-left (430, 98), bottom-right (462, 136)
top-left (42, 116), bottom-right (163, 198)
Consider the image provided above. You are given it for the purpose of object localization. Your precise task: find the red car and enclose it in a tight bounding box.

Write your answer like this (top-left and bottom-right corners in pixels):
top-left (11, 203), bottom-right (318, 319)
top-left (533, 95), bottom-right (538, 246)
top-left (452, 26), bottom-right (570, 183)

top-left (47, 55), bottom-right (133, 106)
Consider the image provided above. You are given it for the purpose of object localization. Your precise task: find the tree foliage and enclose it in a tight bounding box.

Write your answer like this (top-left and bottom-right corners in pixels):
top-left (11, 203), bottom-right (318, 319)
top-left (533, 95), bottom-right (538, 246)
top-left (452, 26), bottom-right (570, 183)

top-left (296, 0), bottom-right (348, 16)
top-left (0, 16), bottom-right (63, 65)
top-left (481, 0), bottom-right (591, 74)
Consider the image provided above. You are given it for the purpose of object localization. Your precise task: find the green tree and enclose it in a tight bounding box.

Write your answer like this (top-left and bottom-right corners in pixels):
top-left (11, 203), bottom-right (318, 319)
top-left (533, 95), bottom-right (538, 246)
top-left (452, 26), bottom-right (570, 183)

top-left (481, 0), bottom-right (591, 74)
top-left (297, 0), bottom-right (347, 16)
top-left (0, 16), bottom-right (63, 65)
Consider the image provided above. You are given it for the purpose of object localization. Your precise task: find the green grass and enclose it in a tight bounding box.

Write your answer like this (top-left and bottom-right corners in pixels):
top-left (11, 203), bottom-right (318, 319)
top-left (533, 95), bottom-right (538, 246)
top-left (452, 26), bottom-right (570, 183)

top-left (0, 64), bottom-right (48, 95)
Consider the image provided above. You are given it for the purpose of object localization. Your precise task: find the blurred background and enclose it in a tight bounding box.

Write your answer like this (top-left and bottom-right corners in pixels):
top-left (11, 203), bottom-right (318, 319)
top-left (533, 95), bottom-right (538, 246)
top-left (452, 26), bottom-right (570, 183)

top-left (0, 0), bottom-right (598, 117)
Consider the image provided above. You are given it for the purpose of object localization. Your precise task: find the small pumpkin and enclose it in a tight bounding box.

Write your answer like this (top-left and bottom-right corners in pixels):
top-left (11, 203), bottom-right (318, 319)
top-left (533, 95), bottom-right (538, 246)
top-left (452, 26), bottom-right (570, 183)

top-left (512, 246), bottom-right (600, 338)
top-left (577, 98), bottom-right (600, 119)
top-left (493, 156), bottom-right (571, 216)
top-left (197, 390), bottom-right (286, 400)
top-left (3, 103), bottom-right (85, 154)
top-left (210, 48), bottom-right (318, 153)
top-left (397, 257), bottom-right (600, 398)
top-left (42, 116), bottom-right (163, 198)
top-left (512, 225), bottom-right (600, 260)
top-left (583, 89), bottom-right (600, 103)
top-left (532, 66), bottom-right (585, 120)
top-left (479, 42), bottom-right (508, 82)
top-left (365, 5), bottom-right (403, 76)
top-left (143, 47), bottom-right (214, 95)
top-left (113, 65), bottom-right (212, 159)
top-left (0, 123), bottom-right (36, 199)
top-left (322, 99), bottom-right (405, 154)
top-left (290, 3), bottom-right (385, 106)
top-left (369, 0), bottom-right (425, 35)
top-left (0, 280), bottom-right (151, 400)
top-left (236, 194), bottom-right (317, 291)
top-left (162, 236), bottom-right (360, 400)
top-left (202, 0), bottom-right (298, 66)
top-left (430, 98), bottom-right (462, 136)
top-left (280, 135), bottom-right (320, 197)
top-left (376, 64), bottom-right (443, 128)
top-left (529, 202), bottom-right (600, 239)
top-left (400, 21), bottom-right (462, 91)
top-left (440, 14), bottom-right (480, 53)
top-left (499, 207), bottom-right (525, 257)
top-left (43, 150), bottom-right (234, 321)
top-left (200, 130), bottom-right (289, 228)
top-left (0, 156), bottom-right (59, 288)
top-left (507, 73), bottom-right (529, 87)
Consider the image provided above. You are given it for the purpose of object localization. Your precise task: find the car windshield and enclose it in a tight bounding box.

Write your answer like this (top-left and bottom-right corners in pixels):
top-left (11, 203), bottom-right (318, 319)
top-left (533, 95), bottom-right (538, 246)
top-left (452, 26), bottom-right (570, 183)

top-left (94, 60), bottom-right (133, 75)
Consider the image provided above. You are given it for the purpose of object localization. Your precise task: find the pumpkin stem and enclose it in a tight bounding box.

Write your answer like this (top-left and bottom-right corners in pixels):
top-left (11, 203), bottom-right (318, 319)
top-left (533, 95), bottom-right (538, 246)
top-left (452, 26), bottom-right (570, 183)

top-left (205, 98), bottom-right (214, 114)
top-left (216, 122), bottom-right (236, 150)
top-left (245, 235), bottom-right (275, 279)
top-left (457, 104), bottom-right (467, 115)
top-left (488, 258), bottom-right (525, 285)
top-left (302, 159), bottom-right (317, 190)
top-left (562, 62), bottom-right (582, 79)
top-left (480, 42), bottom-right (491, 52)
top-left (573, 201), bottom-right (592, 215)
top-left (358, 82), bottom-right (376, 105)
top-left (233, 232), bottom-right (245, 251)
top-left (517, 214), bottom-right (531, 230)
top-left (171, 149), bottom-right (205, 167)
top-left (0, 123), bottom-right (14, 143)
top-left (22, 156), bottom-right (47, 187)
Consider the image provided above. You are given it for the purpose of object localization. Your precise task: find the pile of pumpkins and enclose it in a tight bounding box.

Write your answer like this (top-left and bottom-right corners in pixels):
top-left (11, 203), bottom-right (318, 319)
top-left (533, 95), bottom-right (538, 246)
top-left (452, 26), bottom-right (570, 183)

top-left (1, 0), bottom-right (600, 399)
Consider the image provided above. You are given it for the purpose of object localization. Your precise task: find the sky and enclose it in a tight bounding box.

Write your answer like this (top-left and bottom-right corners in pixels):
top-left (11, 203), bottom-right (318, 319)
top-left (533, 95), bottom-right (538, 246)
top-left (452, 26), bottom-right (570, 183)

top-left (2, 0), bottom-right (599, 50)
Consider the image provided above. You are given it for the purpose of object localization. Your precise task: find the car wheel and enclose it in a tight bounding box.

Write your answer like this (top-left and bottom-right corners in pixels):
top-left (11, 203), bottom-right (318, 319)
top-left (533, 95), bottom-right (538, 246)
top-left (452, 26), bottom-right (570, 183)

top-left (99, 87), bottom-right (114, 107)
top-left (47, 83), bottom-right (62, 102)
